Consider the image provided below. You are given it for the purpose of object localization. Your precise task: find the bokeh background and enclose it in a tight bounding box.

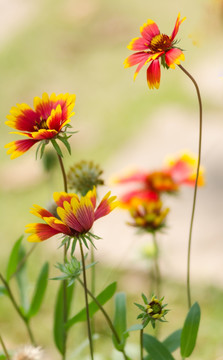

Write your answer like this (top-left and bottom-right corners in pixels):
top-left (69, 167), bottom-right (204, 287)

top-left (1, 0), bottom-right (223, 359)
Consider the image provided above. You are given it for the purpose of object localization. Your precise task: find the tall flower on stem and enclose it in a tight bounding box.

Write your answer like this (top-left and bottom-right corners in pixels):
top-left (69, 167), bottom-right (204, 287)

top-left (5, 92), bottom-right (76, 159)
top-left (26, 187), bottom-right (117, 360)
top-left (124, 13), bottom-right (185, 89)
top-left (125, 13), bottom-right (203, 309)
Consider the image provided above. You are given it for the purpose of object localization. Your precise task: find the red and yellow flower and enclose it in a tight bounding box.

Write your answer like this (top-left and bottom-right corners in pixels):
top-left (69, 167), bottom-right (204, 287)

top-left (124, 13), bottom-right (185, 89)
top-left (114, 152), bottom-right (204, 208)
top-left (25, 188), bottom-right (117, 242)
top-left (5, 92), bottom-right (76, 159)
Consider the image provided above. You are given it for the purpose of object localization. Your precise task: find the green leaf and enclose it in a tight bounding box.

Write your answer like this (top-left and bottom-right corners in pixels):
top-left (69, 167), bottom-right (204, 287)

top-left (112, 292), bottom-right (128, 351)
top-left (58, 136), bottom-right (71, 155)
top-left (0, 354), bottom-right (7, 359)
top-left (6, 235), bottom-right (23, 281)
top-left (181, 302), bottom-right (201, 357)
top-left (27, 262), bottom-right (49, 318)
top-left (54, 281), bottom-right (75, 354)
top-left (66, 281), bottom-right (117, 329)
top-left (163, 329), bottom-right (182, 353)
top-left (126, 323), bottom-right (143, 332)
top-left (51, 139), bottom-right (63, 157)
top-left (15, 245), bottom-right (29, 312)
top-left (143, 334), bottom-right (175, 360)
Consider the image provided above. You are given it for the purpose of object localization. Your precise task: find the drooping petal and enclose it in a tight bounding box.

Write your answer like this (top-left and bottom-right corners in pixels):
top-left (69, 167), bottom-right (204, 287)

top-left (6, 104), bottom-right (39, 132)
top-left (170, 13), bottom-right (186, 41)
top-left (140, 19), bottom-right (160, 43)
top-left (25, 223), bottom-right (61, 242)
top-left (147, 59), bottom-right (161, 89)
top-left (120, 189), bottom-right (159, 208)
top-left (5, 139), bottom-right (38, 159)
top-left (127, 37), bottom-right (149, 51)
top-left (53, 192), bottom-right (79, 208)
top-left (165, 48), bottom-right (185, 69)
top-left (124, 51), bottom-right (152, 68)
top-left (113, 170), bottom-right (148, 184)
top-left (30, 129), bottom-right (58, 140)
top-left (94, 192), bottom-right (117, 221)
top-left (57, 200), bottom-right (84, 233)
top-left (43, 217), bottom-right (72, 235)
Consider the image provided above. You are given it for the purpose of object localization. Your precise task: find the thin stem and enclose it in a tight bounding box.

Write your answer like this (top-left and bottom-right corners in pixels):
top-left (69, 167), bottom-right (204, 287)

top-left (140, 328), bottom-right (143, 360)
top-left (57, 153), bottom-right (68, 360)
top-left (0, 274), bottom-right (36, 345)
top-left (57, 154), bottom-right (68, 193)
top-left (77, 278), bottom-right (130, 360)
top-left (90, 245), bottom-right (96, 335)
top-left (152, 234), bottom-right (161, 299)
top-left (0, 334), bottom-right (11, 360)
top-left (178, 65), bottom-right (203, 309)
top-left (79, 240), bottom-right (94, 360)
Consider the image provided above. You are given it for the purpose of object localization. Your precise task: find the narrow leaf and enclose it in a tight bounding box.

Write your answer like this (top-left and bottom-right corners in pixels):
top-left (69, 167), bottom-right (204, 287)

top-left (54, 282), bottom-right (75, 354)
top-left (6, 235), bottom-right (23, 281)
top-left (112, 292), bottom-right (128, 351)
top-left (163, 329), bottom-right (182, 353)
top-left (126, 323), bottom-right (143, 332)
top-left (143, 334), bottom-right (175, 360)
top-left (27, 262), bottom-right (49, 318)
top-left (15, 245), bottom-right (29, 312)
top-left (66, 281), bottom-right (117, 329)
top-left (51, 139), bottom-right (63, 157)
top-left (181, 302), bottom-right (201, 357)
top-left (58, 136), bottom-right (71, 155)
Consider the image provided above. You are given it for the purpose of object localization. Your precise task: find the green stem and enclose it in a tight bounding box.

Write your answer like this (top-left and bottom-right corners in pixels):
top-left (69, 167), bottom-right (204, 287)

top-left (178, 65), bottom-right (203, 309)
top-left (0, 274), bottom-right (36, 345)
top-left (56, 154), bottom-right (68, 359)
top-left (0, 334), bottom-right (11, 360)
top-left (152, 234), bottom-right (161, 299)
top-left (140, 328), bottom-right (144, 360)
top-left (57, 154), bottom-right (68, 193)
top-left (90, 244), bottom-right (96, 335)
top-left (79, 239), bottom-right (94, 360)
top-left (78, 278), bottom-right (130, 360)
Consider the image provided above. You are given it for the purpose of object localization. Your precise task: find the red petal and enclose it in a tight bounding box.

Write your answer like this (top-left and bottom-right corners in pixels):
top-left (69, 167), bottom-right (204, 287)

top-left (147, 60), bottom-right (161, 89)
top-left (140, 20), bottom-right (160, 44)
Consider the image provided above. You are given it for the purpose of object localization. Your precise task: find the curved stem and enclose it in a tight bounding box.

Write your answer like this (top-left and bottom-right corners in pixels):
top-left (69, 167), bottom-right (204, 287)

top-left (140, 328), bottom-right (144, 360)
top-left (79, 240), bottom-right (94, 360)
top-left (0, 274), bottom-right (36, 345)
top-left (78, 278), bottom-right (130, 360)
top-left (0, 334), bottom-right (11, 360)
top-left (178, 65), bottom-right (203, 309)
top-left (57, 154), bottom-right (68, 193)
top-left (152, 234), bottom-right (161, 298)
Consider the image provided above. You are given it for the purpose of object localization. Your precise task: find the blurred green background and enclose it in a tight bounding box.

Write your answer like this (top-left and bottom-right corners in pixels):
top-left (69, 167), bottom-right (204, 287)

top-left (1, 0), bottom-right (223, 359)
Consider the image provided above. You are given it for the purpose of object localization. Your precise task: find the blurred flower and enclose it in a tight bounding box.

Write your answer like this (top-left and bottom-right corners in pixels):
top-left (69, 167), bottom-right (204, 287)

top-left (5, 92), bottom-right (76, 159)
top-left (25, 187), bottom-right (117, 242)
top-left (67, 160), bottom-right (104, 195)
top-left (135, 294), bottom-right (168, 328)
top-left (165, 151), bottom-right (205, 187)
top-left (12, 345), bottom-right (43, 360)
top-left (128, 200), bottom-right (169, 234)
top-left (114, 151), bottom-right (204, 207)
top-left (124, 13), bottom-right (185, 89)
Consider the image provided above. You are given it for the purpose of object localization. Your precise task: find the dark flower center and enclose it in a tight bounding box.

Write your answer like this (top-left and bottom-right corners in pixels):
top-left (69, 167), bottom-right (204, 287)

top-left (150, 34), bottom-right (172, 53)
top-left (149, 301), bottom-right (162, 314)
top-left (34, 118), bottom-right (49, 131)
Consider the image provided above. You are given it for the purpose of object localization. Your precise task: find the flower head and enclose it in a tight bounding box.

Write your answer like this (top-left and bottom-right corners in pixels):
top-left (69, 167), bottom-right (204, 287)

top-left (25, 187), bottom-right (117, 242)
top-left (128, 200), bottom-right (169, 234)
top-left (124, 13), bottom-right (185, 89)
top-left (67, 160), bottom-right (104, 195)
top-left (5, 92), bottom-right (76, 159)
top-left (12, 346), bottom-right (43, 360)
top-left (135, 294), bottom-right (168, 329)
